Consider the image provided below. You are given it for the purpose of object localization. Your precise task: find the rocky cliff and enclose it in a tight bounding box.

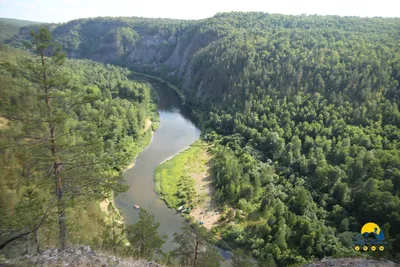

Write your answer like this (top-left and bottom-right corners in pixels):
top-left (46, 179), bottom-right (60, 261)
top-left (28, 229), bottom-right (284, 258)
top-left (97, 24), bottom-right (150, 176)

top-left (28, 17), bottom-right (226, 101)
top-left (4, 246), bottom-right (163, 267)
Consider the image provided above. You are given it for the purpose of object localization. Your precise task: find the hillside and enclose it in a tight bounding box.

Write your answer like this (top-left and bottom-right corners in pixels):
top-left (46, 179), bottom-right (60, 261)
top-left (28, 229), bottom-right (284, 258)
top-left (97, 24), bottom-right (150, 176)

top-left (0, 17), bottom-right (43, 26)
top-left (0, 17), bottom-right (45, 42)
top-left (2, 12), bottom-right (400, 266)
top-left (0, 43), bottom-right (158, 260)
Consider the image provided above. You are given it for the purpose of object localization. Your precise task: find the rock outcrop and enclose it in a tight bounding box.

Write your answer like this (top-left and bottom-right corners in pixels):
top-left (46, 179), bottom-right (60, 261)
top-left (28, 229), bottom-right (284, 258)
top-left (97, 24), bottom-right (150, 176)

top-left (302, 257), bottom-right (400, 267)
top-left (4, 246), bottom-right (163, 267)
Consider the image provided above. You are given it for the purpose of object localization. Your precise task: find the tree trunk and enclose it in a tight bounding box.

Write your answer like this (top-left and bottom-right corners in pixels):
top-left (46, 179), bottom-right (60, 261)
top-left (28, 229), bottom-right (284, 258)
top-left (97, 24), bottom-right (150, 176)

top-left (113, 225), bottom-right (117, 256)
top-left (194, 236), bottom-right (199, 266)
top-left (33, 229), bottom-right (39, 254)
top-left (57, 184), bottom-right (66, 250)
top-left (28, 230), bottom-right (39, 255)
top-left (0, 208), bottom-right (48, 251)
top-left (40, 48), bottom-right (66, 250)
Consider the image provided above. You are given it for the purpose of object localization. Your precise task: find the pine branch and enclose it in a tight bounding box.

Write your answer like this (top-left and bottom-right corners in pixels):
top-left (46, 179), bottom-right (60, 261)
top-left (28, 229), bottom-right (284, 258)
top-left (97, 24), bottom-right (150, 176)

top-left (0, 205), bottom-right (50, 250)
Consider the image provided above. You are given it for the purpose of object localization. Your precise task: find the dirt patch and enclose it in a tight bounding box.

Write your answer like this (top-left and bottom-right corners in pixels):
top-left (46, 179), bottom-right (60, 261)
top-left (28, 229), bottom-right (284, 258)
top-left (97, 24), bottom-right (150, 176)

top-left (142, 118), bottom-right (152, 134)
top-left (123, 119), bottom-right (153, 171)
top-left (189, 151), bottom-right (221, 229)
top-left (124, 161), bottom-right (136, 171)
top-left (99, 198), bottom-right (111, 215)
top-left (0, 116), bottom-right (9, 129)
top-left (99, 197), bottom-right (124, 225)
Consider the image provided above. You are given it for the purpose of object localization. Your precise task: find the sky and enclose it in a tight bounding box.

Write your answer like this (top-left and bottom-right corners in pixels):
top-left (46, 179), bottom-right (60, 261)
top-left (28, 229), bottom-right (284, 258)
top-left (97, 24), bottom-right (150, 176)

top-left (0, 0), bottom-right (399, 23)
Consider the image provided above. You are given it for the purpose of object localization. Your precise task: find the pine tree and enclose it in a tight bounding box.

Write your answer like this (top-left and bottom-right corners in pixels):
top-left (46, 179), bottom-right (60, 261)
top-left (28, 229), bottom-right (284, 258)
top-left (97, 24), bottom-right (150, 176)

top-left (232, 248), bottom-right (252, 267)
top-left (126, 208), bottom-right (167, 260)
top-left (4, 28), bottom-right (127, 250)
top-left (24, 27), bottom-right (69, 250)
top-left (101, 203), bottom-right (127, 256)
top-left (172, 224), bottom-right (222, 267)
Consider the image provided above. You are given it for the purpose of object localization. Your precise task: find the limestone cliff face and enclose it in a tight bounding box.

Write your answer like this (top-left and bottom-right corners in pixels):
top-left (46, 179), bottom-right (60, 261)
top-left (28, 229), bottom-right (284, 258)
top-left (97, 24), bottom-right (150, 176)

top-left (4, 17), bottom-right (226, 101)
top-left (8, 18), bottom-right (223, 100)
top-left (125, 30), bottom-right (218, 96)
top-left (56, 24), bottom-right (219, 100)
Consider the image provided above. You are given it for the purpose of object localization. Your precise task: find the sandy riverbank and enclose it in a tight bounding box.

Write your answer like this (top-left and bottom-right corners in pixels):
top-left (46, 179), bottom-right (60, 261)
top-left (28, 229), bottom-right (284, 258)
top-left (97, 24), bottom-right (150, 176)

top-left (0, 116), bottom-right (9, 129)
top-left (100, 119), bottom-right (153, 220)
top-left (189, 167), bottom-right (221, 230)
top-left (142, 118), bottom-right (152, 134)
top-left (155, 141), bottom-right (221, 229)
top-left (123, 119), bottom-right (153, 172)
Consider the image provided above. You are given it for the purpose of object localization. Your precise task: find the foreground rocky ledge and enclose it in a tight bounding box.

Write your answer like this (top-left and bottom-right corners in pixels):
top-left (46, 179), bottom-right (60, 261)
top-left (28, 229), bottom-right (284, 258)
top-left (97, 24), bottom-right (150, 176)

top-left (4, 246), bottom-right (162, 267)
top-left (4, 247), bottom-right (399, 267)
top-left (303, 257), bottom-right (399, 267)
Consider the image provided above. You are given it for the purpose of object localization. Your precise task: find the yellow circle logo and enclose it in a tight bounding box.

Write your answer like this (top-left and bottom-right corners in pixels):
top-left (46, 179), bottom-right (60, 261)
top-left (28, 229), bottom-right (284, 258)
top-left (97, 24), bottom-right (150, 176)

top-left (379, 246), bottom-right (385, 251)
top-left (371, 246), bottom-right (376, 251)
top-left (361, 222), bottom-right (380, 235)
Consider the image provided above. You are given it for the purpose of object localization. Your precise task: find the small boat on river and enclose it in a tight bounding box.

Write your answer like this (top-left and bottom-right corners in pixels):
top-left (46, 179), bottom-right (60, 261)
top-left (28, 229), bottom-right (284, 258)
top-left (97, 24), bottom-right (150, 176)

top-left (133, 204), bottom-right (140, 209)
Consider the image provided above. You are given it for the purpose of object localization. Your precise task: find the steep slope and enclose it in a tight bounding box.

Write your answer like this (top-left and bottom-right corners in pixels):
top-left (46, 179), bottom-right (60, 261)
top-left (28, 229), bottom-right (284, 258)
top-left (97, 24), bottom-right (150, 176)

top-left (0, 17), bottom-right (46, 42)
top-left (4, 13), bottom-right (400, 266)
top-left (7, 13), bottom-right (400, 102)
top-left (0, 44), bottom-right (156, 260)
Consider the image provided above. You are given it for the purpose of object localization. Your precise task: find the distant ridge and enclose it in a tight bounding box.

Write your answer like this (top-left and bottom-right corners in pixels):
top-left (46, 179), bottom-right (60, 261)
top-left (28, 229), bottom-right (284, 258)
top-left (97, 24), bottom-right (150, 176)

top-left (0, 17), bottom-right (44, 27)
top-left (0, 17), bottom-right (46, 43)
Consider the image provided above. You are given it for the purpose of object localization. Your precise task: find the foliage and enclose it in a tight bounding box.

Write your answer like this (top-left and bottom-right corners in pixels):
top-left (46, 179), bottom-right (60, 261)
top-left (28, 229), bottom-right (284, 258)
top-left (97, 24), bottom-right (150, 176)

top-left (154, 140), bottom-right (209, 208)
top-left (0, 18), bottom-right (44, 42)
top-left (125, 209), bottom-right (167, 260)
top-left (0, 35), bottom-right (154, 255)
top-left (186, 13), bottom-right (400, 265)
top-left (232, 248), bottom-right (253, 267)
top-left (172, 224), bottom-right (222, 267)
top-left (99, 202), bottom-right (127, 256)
top-left (0, 18), bottom-right (43, 27)
top-left (3, 12), bottom-right (400, 265)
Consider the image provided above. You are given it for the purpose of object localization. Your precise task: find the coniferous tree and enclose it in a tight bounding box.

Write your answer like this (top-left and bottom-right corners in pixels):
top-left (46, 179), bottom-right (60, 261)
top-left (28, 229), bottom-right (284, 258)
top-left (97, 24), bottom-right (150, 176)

top-left (172, 224), bottom-right (222, 267)
top-left (1, 28), bottom-right (127, 250)
top-left (126, 208), bottom-right (167, 260)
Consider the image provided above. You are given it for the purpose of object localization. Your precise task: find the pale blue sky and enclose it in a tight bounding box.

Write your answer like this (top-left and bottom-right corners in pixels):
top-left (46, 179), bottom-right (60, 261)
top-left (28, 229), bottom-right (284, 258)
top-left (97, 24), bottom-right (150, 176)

top-left (0, 0), bottom-right (399, 23)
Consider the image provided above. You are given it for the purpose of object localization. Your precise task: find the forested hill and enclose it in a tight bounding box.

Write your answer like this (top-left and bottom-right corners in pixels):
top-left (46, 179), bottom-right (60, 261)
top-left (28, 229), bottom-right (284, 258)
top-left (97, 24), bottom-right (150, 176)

top-left (0, 41), bottom-right (156, 259)
top-left (3, 12), bottom-right (400, 266)
top-left (0, 18), bottom-right (43, 26)
top-left (0, 17), bottom-right (45, 42)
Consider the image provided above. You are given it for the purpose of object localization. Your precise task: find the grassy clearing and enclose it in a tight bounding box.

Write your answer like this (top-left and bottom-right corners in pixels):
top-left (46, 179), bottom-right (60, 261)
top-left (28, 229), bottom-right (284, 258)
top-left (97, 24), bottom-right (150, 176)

top-left (154, 140), bottom-right (210, 208)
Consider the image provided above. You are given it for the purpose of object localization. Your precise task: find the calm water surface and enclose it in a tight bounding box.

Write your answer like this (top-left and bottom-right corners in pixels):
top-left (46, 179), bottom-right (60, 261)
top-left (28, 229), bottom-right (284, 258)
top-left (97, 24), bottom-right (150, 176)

top-left (114, 84), bottom-right (201, 251)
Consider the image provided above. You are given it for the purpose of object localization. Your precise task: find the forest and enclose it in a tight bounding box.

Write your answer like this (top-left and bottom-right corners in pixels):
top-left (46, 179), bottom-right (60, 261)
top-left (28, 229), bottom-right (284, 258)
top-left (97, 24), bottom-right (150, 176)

top-left (1, 11), bottom-right (400, 267)
top-left (0, 30), bottom-right (155, 256)
top-left (192, 13), bottom-right (400, 266)
top-left (0, 27), bottom-right (221, 267)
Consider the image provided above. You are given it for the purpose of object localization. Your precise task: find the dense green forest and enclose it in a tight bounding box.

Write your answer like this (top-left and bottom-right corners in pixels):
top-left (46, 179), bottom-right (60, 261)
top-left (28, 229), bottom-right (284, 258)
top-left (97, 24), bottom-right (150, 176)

top-left (2, 12), bottom-right (400, 266)
top-left (196, 14), bottom-right (400, 265)
top-left (0, 18), bottom-right (44, 42)
top-left (0, 33), bottom-right (156, 257)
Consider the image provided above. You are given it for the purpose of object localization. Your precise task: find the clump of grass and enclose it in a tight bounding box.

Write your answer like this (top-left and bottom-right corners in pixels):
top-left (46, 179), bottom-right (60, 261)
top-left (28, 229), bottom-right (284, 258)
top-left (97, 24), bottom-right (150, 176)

top-left (154, 140), bottom-right (209, 208)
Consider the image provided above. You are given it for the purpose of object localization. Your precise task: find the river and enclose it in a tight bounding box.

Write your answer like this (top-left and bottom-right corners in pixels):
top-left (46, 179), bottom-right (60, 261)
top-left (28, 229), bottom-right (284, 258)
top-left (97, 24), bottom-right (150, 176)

top-left (114, 78), bottom-right (233, 264)
top-left (114, 81), bottom-right (201, 251)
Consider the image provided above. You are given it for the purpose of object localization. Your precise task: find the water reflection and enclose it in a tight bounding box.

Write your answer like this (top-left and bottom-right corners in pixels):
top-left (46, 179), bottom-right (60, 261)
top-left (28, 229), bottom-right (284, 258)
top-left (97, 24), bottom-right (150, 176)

top-left (114, 83), bottom-right (201, 251)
